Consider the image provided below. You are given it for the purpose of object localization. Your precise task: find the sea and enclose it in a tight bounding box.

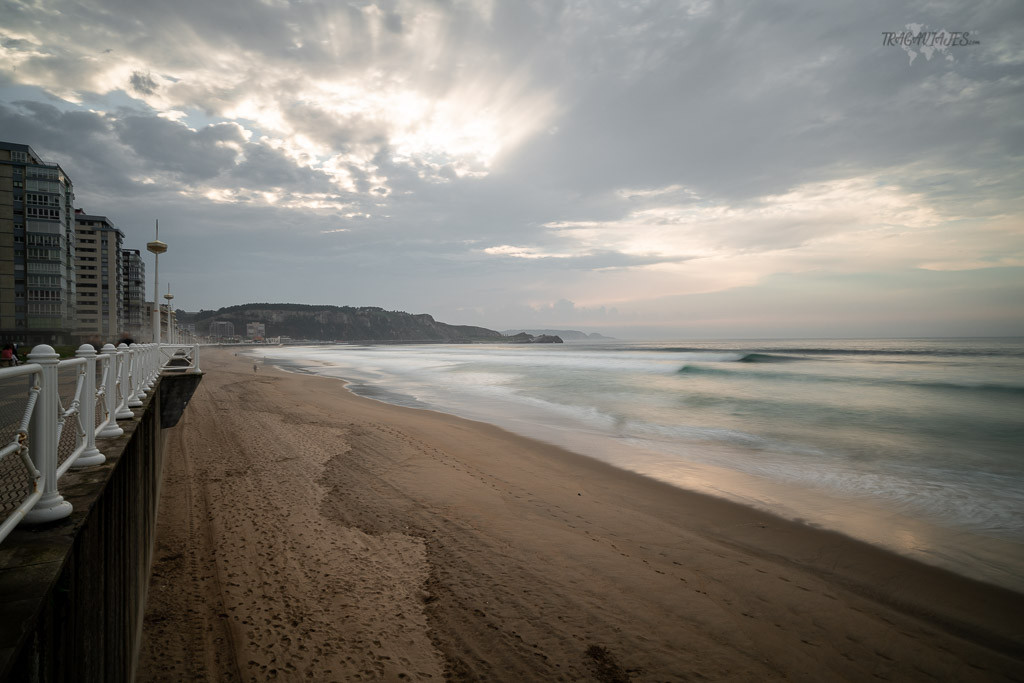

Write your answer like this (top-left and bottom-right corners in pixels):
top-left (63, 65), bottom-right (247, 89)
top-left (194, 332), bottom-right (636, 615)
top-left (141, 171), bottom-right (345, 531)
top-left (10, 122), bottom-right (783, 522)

top-left (258, 338), bottom-right (1024, 593)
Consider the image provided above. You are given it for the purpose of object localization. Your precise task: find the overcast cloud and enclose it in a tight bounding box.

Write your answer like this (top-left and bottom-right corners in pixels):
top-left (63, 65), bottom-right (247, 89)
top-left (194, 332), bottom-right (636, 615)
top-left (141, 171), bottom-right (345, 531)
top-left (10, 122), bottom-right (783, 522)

top-left (2, 0), bottom-right (1022, 338)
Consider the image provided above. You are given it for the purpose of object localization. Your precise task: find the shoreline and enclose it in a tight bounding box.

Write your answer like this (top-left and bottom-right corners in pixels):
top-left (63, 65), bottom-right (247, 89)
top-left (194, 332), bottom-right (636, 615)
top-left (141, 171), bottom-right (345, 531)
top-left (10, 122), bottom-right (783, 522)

top-left (137, 348), bottom-right (1024, 681)
top-left (267, 351), bottom-right (1024, 595)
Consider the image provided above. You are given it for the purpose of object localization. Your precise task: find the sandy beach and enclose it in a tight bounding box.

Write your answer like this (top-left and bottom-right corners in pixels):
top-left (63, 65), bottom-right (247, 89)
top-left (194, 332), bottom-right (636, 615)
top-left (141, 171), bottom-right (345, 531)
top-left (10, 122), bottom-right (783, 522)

top-left (136, 348), bottom-right (1024, 682)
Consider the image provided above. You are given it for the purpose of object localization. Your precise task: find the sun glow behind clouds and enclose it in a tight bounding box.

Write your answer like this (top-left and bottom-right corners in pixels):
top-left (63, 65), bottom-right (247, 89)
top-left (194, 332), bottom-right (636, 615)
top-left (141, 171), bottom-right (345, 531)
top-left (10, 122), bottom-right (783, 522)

top-left (0, 1), bottom-right (556, 202)
top-left (304, 73), bottom-right (553, 179)
top-left (208, 65), bottom-right (553, 195)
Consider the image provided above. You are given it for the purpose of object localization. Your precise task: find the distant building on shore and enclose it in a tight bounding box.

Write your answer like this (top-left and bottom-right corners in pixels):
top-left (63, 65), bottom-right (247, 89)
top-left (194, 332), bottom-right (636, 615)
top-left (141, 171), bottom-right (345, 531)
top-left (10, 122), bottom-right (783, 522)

top-left (141, 300), bottom-right (156, 342)
top-left (159, 302), bottom-right (178, 343)
top-left (246, 321), bottom-right (266, 339)
top-left (0, 141), bottom-right (78, 345)
top-left (209, 320), bottom-right (235, 338)
top-left (74, 210), bottom-right (124, 342)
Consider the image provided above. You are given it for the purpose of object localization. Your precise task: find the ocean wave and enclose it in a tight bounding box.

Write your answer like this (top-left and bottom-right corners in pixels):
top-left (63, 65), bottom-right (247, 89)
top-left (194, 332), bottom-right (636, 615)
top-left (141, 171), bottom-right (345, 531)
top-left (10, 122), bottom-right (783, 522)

top-left (738, 352), bottom-right (801, 363)
top-left (646, 343), bottom-right (1024, 359)
top-left (675, 358), bottom-right (793, 374)
top-left (675, 363), bottom-right (1024, 394)
top-left (665, 352), bottom-right (801, 365)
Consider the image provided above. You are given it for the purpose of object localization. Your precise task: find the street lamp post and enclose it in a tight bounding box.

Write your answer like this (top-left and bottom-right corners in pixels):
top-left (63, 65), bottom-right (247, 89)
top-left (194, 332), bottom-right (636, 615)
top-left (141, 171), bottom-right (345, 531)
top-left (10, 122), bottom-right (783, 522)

top-left (164, 287), bottom-right (174, 344)
top-left (146, 220), bottom-right (168, 345)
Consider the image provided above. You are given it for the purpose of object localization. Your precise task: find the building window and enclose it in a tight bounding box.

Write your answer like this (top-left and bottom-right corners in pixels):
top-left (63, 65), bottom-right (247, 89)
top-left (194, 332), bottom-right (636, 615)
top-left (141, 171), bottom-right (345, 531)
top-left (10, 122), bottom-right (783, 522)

top-left (27, 275), bottom-right (61, 286)
top-left (28, 302), bottom-right (63, 315)
top-left (27, 247), bottom-right (61, 260)
top-left (26, 207), bottom-right (61, 219)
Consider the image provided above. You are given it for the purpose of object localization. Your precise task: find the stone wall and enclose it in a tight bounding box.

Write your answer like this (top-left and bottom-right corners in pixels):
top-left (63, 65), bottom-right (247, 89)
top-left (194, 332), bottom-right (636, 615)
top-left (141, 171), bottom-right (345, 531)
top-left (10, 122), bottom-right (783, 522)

top-left (0, 375), bottom-right (187, 682)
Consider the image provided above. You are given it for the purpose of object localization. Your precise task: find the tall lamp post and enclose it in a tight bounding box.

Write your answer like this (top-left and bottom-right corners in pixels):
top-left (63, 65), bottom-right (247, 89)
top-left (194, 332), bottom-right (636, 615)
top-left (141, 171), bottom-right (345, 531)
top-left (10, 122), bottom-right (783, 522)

top-left (146, 221), bottom-right (168, 345)
top-left (164, 287), bottom-right (174, 344)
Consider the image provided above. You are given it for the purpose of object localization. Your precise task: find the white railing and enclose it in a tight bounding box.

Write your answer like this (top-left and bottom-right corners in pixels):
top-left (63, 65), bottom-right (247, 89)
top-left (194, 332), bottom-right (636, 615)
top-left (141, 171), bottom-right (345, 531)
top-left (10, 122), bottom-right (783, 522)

top-left (158, 343), bottom-right (201, 373)
top-left (0, 342), bottom-right (200, 545)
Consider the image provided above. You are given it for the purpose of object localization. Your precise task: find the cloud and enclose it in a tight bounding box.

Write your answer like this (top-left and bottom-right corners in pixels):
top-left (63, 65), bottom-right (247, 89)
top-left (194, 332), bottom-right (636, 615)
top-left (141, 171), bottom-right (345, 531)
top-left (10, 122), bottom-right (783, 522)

top-left (113, 115), bottom-right (245, 178)
top-left (529, 176), bottom-right (947, 269)
top-left (129, 71), bottom-right (157, 95)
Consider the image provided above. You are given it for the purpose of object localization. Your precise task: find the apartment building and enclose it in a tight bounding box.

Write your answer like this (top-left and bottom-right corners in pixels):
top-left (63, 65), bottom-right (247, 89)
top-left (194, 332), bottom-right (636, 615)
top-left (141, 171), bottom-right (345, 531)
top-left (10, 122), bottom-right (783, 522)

top-left (122, 248), bottom-right (147, 340)
top-left (209, 320), bottom-right (235, 338)
top-left (74, 211), bottom-right (124, 342)
top-left (0, 141), bottom-right (78, 345)
top-left (246, 321), bottom-right (266, 339)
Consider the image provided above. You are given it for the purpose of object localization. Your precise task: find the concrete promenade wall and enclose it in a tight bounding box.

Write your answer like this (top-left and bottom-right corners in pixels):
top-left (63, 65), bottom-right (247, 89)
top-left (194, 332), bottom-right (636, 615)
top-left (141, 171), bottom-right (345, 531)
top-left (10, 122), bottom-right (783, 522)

top-left (0, 377), bottom-right (167, 682)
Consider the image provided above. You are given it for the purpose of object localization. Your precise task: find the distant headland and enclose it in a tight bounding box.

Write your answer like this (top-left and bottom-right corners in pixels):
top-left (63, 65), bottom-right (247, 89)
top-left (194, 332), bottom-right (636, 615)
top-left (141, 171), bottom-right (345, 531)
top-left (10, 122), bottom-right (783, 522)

top-left (176, 304), bottom-right (607, 344)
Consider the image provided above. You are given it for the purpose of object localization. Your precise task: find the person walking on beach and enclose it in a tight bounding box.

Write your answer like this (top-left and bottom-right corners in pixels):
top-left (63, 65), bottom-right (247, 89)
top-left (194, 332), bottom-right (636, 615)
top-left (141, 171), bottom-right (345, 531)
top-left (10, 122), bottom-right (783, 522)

top-left (253, 363), bottom-right (258, 373)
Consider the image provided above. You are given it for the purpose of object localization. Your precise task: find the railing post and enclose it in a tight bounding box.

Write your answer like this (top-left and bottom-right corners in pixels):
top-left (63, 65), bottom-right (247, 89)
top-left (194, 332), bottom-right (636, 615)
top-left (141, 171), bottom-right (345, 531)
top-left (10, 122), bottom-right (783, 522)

top-left (115, 343), bottom-right (134, 420)
top-left (23, 345), bottom-right (72, 524)
top-left (127, 344), bottom-right (144, 408)
top-left (133, 343), bottom-right (148, 401)
top-left (73, 344), bottom-right (105, 468)
top-left (98, 344), bottom-right (124, 437)
top-left (193, 343), bottom-right (201, 373)
top-left (150, 343), bottom-right (160, 382)
top-left (145, 343), bottom-right (158, 389)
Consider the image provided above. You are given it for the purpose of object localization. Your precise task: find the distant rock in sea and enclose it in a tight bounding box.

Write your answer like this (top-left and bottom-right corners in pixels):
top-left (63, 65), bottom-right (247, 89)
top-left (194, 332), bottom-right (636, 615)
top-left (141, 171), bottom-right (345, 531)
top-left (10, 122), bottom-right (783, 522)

top-left (501, 329), bottom-right (613, 341)
top-left (505, 332), bottom-right (563, 344)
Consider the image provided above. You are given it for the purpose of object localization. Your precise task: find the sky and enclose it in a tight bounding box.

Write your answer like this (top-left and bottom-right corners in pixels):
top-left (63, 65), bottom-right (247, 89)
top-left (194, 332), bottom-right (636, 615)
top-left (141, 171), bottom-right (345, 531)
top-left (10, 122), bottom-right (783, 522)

top-left (1, 0), bottom-right (1022, 339)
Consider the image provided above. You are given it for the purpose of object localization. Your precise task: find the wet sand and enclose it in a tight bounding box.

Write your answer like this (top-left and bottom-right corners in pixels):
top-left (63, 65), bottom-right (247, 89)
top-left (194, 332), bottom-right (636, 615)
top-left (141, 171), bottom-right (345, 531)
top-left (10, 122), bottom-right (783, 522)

top-left (136, 348), bottom-right (1024, 682)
